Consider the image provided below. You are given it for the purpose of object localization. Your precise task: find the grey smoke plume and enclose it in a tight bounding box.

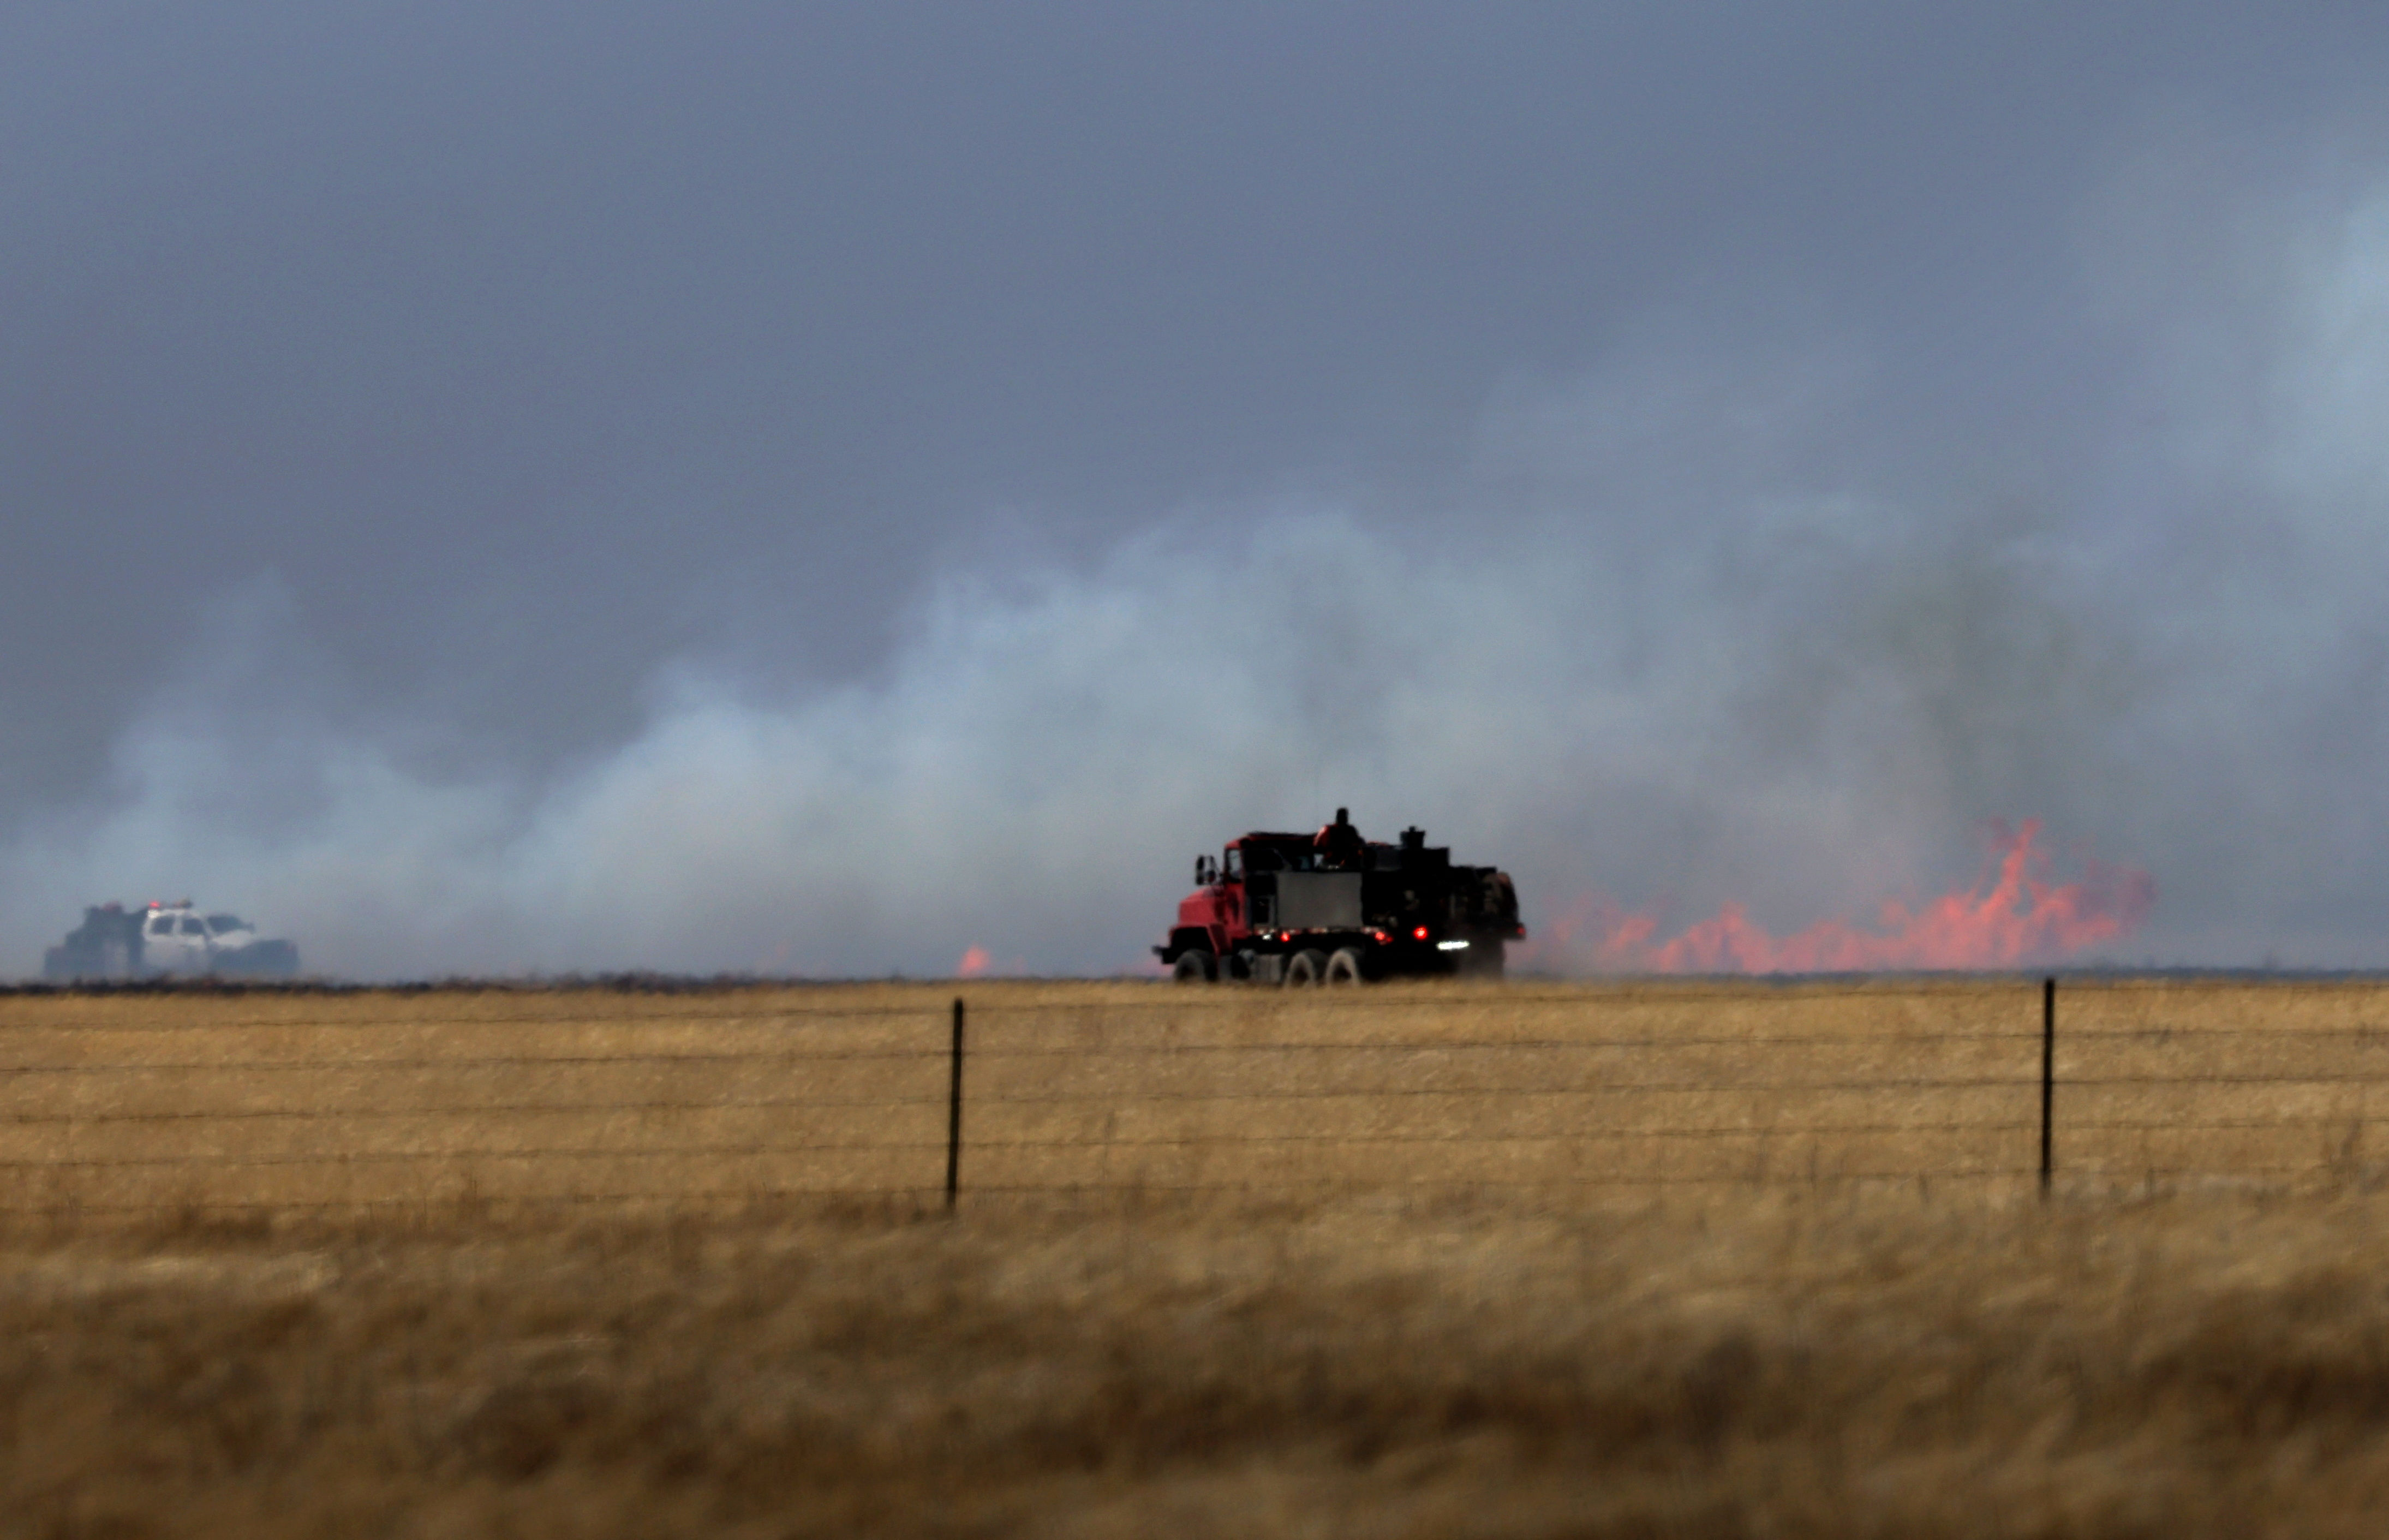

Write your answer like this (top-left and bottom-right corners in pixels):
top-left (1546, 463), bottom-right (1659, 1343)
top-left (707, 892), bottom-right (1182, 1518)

top-left (8, 126), bottom-right (2389, 977)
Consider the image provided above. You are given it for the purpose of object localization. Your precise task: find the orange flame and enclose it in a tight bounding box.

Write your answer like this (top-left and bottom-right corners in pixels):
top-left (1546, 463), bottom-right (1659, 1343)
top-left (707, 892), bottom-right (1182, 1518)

top-left (957, 945), bottom-right (992, 978)
top-left (1537, 820), bottom-right (2153, 974)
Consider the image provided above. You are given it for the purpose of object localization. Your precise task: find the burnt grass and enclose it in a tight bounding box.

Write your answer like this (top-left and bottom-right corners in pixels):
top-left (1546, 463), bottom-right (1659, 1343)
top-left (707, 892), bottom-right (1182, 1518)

top-left (10, 1189), bottom-right (2389, 1538)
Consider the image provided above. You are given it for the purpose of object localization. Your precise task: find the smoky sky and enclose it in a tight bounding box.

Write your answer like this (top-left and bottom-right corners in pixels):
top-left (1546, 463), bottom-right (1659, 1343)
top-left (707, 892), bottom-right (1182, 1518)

top-left (7, 4), bottom-right (2389, 976)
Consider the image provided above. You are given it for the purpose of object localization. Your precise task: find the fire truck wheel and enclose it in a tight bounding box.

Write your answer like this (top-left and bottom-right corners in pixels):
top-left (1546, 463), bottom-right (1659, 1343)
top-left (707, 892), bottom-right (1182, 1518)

top-left (1283, 949), bottom-right (1328, 987)
top-left (1172, 950), bottom-right (1217, 983)
top-left (1324, 947), bottom-right (1366, 985)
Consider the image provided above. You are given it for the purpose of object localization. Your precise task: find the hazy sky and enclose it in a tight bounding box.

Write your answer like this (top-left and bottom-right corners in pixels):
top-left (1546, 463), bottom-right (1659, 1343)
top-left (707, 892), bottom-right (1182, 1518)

top-left (7, 4), bottom-right (2389, 976)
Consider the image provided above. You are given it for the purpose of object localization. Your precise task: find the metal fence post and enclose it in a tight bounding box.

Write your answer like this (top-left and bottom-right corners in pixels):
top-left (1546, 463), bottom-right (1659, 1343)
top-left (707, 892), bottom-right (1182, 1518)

top-left (946, 997), bottom-right (966, 1213)
top-left (2040, 977), bottom-right (2056, 1200)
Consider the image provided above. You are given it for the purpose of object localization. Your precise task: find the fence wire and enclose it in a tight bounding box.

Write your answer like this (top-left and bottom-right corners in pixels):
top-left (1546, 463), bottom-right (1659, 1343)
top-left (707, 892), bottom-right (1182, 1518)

top-left (4, 980), bottom-right (2389, 1209)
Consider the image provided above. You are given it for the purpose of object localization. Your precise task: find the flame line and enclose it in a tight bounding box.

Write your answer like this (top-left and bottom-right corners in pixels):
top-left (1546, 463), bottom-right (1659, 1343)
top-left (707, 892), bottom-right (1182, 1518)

top-left (1530, 821), bottom-right (2154, 975)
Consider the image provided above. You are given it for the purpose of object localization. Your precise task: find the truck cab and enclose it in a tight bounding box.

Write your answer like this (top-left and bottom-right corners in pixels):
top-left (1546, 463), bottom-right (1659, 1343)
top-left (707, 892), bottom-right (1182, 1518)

top-left (139, 903), bottom-right (214, 974)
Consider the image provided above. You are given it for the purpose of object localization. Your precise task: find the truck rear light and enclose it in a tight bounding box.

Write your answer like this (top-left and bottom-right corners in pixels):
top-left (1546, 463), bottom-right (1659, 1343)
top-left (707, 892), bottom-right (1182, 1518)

top-left (1412, 926), bottom-right (1429, 941)
top-left (1436, 939), bottom-right (1470, 952)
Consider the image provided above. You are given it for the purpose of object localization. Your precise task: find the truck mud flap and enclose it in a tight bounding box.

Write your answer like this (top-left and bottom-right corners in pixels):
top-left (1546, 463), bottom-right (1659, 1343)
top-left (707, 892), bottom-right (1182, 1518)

top-left (1248, 953), bottom-right (1285, 985)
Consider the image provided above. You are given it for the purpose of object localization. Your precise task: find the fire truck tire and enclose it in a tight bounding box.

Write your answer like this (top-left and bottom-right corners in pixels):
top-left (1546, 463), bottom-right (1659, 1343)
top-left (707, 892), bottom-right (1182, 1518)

top-left (1324, 947), bottom-right (1366, 985)
top-left (1171, 950), bottom-right (1217, 983)
top-left (1283, 949), bottom-right (1328, 987)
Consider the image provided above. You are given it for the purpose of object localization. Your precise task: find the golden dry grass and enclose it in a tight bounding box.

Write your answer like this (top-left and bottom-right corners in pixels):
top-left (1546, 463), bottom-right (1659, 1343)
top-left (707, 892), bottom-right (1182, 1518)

top-left (8, 978), bottom-right (2389, 1536)
top-left (13, 1187), bottom-right (2389, 1537)
top-left (4, 976), bottom-right (2387, 1210)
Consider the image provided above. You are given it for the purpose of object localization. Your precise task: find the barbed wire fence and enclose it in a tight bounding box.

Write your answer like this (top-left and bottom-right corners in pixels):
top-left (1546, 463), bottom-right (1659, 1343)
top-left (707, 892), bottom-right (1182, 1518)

top-left (3, 978), bottom-right (2388, 1213)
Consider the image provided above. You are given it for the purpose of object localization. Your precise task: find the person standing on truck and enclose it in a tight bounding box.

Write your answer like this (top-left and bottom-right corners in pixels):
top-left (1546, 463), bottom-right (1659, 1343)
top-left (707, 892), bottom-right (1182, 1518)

top-left (1313, 807), bottom-right (1365, 869)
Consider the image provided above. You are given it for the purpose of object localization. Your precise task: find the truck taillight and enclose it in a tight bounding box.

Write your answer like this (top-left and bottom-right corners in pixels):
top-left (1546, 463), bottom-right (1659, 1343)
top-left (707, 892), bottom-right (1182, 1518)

top-left (1412, 925), bottom-right (1429, 941)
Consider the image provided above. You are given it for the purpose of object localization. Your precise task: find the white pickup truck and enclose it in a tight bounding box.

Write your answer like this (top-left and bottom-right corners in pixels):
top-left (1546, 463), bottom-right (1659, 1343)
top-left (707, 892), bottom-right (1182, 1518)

top-left (43, 901), bottom-right (301, 980)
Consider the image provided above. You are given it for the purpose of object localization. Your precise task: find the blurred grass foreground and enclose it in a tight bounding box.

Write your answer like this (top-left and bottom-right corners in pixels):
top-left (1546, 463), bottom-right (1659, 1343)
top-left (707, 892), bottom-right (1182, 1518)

top-left (10, 978), bottom-right (2389, 1535)
top-left (11, 1187), bottom-right (2389, 1537)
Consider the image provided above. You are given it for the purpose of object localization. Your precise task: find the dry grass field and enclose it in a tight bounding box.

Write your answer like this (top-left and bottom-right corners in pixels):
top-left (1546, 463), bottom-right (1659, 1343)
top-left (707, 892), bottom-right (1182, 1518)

top-left (8, 977), bottom-right (2389, 1536)
top-left (15, 1187), bottom-right (2389, 1536)
top-left (5, 976), bottom-right (2386, 1209)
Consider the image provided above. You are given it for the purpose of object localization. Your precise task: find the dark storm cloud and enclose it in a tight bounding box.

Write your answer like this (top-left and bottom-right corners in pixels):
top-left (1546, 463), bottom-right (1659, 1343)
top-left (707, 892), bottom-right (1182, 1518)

top-left (5, 4), bottom-right (2389, 974)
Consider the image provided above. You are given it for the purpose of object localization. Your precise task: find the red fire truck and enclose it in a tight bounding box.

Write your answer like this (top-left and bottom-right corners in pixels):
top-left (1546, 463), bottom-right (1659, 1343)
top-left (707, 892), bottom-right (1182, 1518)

top-left (1155, 809), bottom-right (1524, 983)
